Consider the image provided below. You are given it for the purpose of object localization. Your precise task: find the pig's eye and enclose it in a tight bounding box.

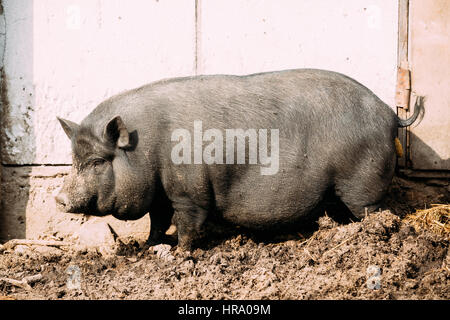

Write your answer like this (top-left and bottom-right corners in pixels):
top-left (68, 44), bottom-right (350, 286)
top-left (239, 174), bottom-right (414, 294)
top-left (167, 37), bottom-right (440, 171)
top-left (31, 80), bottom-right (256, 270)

top-left (91, 159), bottom-right (106, 168)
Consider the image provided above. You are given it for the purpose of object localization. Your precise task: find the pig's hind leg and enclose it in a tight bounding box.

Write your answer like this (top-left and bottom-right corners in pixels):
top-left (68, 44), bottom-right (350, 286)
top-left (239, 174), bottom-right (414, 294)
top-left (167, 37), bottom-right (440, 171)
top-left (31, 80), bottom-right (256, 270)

top-left (334, 151), bottom-right (395, 220)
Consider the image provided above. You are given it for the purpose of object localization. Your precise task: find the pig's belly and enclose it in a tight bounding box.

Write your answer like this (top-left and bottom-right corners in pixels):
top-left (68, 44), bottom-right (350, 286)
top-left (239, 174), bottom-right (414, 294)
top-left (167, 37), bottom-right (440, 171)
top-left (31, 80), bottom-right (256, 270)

top-left (217, 172), bottom-right (324, 229)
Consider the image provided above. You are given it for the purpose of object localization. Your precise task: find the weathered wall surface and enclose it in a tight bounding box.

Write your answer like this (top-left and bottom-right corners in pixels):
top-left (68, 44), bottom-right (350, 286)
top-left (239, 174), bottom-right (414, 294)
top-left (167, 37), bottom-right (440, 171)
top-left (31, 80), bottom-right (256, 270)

top-left (1, 0), bottom-right (196, 165)
top-left (0, 0), bottom-right (399, 241)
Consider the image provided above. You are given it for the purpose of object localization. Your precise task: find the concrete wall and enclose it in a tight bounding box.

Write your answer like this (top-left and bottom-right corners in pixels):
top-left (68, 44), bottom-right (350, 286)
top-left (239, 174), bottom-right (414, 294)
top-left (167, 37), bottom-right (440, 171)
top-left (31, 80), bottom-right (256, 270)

top-left (1, 0), bottom-right (196, 165)
top-left (0, 0), bottom-right (399, 241)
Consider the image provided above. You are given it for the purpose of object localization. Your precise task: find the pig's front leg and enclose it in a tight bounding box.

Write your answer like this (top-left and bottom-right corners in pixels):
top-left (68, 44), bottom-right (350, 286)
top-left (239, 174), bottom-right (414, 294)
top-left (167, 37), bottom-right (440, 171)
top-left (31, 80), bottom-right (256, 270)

top-left (147, 192), bottom-right (174, 246)
top-left (171, 197), bottom-right (208, 251)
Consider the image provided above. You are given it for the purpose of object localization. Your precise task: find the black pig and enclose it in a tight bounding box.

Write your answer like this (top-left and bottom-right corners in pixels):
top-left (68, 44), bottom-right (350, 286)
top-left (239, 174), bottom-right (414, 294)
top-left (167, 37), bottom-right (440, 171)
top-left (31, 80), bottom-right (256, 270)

top-left (56, 69), bottom-right (423, 250)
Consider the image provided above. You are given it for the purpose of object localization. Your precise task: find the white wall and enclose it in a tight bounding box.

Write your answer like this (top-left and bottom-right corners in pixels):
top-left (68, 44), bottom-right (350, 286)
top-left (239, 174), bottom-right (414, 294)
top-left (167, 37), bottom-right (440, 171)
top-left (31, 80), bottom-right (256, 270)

top-left (1, 0), bottom-right (196, 164)
top-left (1, 0), bottom-right (399, 165)
top-left (198, 0), bottom-right (398, 102)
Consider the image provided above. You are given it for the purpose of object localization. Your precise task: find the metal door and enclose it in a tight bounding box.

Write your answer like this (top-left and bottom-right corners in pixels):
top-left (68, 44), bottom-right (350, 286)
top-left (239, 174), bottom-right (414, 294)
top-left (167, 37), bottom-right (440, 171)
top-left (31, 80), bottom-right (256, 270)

top-left (408, 0), bottom-right (450, 172)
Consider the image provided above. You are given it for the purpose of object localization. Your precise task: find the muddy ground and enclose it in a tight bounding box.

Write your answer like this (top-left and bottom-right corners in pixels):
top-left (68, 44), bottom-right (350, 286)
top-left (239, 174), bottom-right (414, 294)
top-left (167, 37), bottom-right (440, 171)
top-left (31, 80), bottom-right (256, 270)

top-left (0, 177), bottom-right (449, 300)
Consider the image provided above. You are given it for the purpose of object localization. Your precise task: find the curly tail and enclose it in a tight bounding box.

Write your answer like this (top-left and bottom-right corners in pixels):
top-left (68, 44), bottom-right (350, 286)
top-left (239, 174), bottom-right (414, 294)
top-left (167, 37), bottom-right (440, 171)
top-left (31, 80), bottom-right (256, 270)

top-left (397, 96), bottom-right (425, 127)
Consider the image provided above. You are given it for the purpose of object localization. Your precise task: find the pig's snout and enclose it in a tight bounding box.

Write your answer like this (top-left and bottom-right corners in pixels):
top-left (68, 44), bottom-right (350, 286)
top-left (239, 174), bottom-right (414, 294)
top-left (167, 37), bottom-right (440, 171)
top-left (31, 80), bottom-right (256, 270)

top-left (55, 191), bottom-right (71, 212)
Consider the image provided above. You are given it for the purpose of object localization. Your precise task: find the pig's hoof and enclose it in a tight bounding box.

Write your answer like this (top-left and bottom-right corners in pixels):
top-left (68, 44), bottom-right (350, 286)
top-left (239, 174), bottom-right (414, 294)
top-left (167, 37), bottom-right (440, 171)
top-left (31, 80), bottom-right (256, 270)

top-left (174, 246), bottom-right (192, 258)
top-left (145, 239), bottom-right (160, 247)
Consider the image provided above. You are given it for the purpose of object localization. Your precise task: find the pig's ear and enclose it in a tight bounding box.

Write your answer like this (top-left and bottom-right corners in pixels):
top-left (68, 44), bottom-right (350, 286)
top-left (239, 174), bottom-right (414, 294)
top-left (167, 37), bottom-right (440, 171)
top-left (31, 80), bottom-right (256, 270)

top-left (103, 116), bottom-right (131, 149)
top-left (57, 117), bottom-right (79, 140)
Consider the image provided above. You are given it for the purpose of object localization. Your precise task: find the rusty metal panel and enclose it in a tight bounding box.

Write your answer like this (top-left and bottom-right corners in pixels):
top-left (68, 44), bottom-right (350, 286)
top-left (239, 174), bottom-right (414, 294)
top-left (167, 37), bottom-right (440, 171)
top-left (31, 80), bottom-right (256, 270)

top-left (409, 0), bottom-right (450, 170)
top-left (395, 65), bottom-right (410, 109)
top-left (396, 0), bottom-right (409, 169)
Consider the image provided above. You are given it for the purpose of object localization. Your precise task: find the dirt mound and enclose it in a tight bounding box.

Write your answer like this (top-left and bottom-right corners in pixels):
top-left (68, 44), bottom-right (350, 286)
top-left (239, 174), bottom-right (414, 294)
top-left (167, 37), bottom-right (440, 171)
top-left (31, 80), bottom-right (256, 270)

top-left (0, 209), bottom-right (448, 300)
top-left (0, 177), bottom-right (449, 300)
